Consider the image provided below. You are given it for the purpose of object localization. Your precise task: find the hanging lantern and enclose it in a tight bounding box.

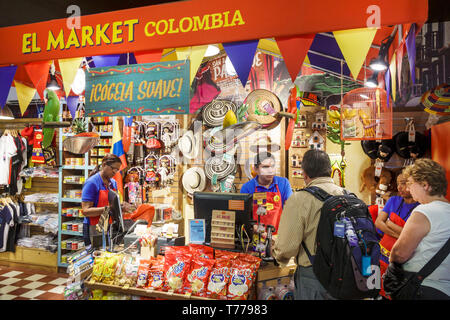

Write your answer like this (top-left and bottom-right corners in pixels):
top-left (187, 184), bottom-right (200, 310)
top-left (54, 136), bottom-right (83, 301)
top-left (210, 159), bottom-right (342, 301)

top-left (340, 87), bottom-right (392, 141)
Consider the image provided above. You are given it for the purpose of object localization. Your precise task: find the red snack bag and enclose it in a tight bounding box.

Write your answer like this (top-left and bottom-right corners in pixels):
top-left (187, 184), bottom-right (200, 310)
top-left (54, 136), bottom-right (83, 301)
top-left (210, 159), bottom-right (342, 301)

top-left (136, 259), bottom-right (151, 288)
top-left (214, 249), bottom-right (239, 260)
top-left (227, 257), bottom-right (257, 300)
top-left (184, 256), bottom-right (216, 297)
top-left (163, 247), bottom-right (192, 293)
top-left (206, 257), bottom-right (233, 300)
top-left (188, 244), bottom-right (214, 259)
top-left (147, 256), bottom-right (165, 291)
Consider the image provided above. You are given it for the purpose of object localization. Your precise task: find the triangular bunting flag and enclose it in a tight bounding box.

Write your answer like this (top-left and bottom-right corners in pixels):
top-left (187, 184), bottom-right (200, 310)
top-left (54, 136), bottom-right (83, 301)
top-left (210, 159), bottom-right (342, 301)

top-left (118, 53), bottom-right (137, 65)
top-left (0, 65), bottom-right (17, 108)
top-left (390, 52), bottom-right (397, 101)
top-left (405, 24), bottom-right (416, 85)
top-left (333, 28), bottom-right (377, 80)
top-left (24, 60), bottom-right (51, 100)
top-left (66, 96), bottom-right (79, 119)
top-left (134, 50), bottom-right (163, 64)
top-left (275, 34), bottom-right (315, 83)
top-left (385, 69), bottom-right (391, 108)
top-left (14, 80), bottom-right (36, 115)
top-left (91, 54), bottom-right (121, 68)
top-left (59, 57), bottom-right (83, 97)
top-left (396, 41), bottom-right (405, 94)
top-left (175, 45), bottom-right (208, 84)
top-left (223, 40), bottom-right (259, 87)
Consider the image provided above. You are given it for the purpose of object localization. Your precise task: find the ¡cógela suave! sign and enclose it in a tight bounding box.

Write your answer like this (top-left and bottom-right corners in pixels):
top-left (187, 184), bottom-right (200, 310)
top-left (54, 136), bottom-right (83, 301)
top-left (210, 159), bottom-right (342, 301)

top-left (84, 60), bottom-right (190, 117)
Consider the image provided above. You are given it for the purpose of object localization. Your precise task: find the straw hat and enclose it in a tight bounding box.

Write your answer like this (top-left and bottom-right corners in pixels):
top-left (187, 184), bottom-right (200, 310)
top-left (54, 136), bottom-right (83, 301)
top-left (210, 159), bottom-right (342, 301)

top-left (202, 99), bottom-right (237, 127)
top-left (420, 83), bottom-right (450, 116)
top-left (245, 89), bottom-right (282, 126)
top-left (205, 121), bottom-right (262, 155)
top-left (249, 135), bottom-right (281, 153)
top-left (182, 167), bottom-right (206, 194)
top-left (178, 130), bottom-right (198, 159)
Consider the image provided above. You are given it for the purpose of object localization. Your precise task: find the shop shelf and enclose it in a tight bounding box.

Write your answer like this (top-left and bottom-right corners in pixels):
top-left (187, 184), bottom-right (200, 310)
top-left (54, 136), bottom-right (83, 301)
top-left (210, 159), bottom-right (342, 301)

top-left (61, 198), bottom-right (82, 203)
top-left (62, 165), bottom-right (95, 170)
top-left (61, 230), bottom-right (83, 236)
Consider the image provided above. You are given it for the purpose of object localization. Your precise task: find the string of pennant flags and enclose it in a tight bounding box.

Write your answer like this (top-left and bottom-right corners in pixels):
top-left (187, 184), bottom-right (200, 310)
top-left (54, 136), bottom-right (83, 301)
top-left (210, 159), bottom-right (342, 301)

top-left (0, 24), bottom-right (419, 116)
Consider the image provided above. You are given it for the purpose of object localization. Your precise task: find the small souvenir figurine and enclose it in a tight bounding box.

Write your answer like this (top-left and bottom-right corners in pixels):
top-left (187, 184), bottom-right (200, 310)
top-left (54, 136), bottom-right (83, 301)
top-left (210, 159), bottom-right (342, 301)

top-left (160, 126), bottom-right (173, 153)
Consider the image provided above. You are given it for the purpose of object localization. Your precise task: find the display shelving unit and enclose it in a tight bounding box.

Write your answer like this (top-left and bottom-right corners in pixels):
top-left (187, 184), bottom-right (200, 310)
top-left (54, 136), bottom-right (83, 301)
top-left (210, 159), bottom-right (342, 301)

top-left (57, 116), bottom-right (113, 268)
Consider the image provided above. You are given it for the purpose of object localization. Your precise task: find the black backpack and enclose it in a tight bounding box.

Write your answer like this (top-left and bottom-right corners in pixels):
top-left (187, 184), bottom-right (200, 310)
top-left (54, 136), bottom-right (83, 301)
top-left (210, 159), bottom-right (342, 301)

top-left (301, 186), bottom-right (381, 300)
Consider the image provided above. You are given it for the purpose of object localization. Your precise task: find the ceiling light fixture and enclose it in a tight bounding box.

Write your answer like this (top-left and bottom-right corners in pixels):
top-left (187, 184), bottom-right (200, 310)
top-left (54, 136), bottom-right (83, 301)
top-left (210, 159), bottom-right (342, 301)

top-left (369, 26), bottom-right (398, 72)
top-left (46, 63), bottom-right (61, 91)
top-left (365, 72), bottom-right (378, 88)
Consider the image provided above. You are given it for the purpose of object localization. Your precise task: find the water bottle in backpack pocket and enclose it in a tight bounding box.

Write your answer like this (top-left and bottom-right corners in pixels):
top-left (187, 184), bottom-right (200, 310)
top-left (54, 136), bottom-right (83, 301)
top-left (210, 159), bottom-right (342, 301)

top-left (301, 186), bottom-right (381, 300)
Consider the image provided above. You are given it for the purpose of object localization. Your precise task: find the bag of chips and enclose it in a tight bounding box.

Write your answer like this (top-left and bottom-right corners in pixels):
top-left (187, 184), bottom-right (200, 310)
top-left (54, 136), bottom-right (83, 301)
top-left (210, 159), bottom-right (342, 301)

top-left (136, 259), bottom-right (151, 288)
top-left (147, 255), bottom-right (165, 290)
top-left (227, 255), bottom-right (261, 300)
top-left (123, 256), bottom-right (140, 287)
top-left (102, 254), bottom-right (120, 284)
top-left (114, 254), bottom-right (132, 286)
top-left (92, 256), bottom-right (106, 282)
top-left (188, 244), bottom-right (214, 259)
top-left (206, 254), bottom-right (235, 300)
top-left (184, 256), bottom-right (215, 297)
top-left (215, 249), bottom-right (239, 260)
top-left (163, 247), bottom-right (192, 293)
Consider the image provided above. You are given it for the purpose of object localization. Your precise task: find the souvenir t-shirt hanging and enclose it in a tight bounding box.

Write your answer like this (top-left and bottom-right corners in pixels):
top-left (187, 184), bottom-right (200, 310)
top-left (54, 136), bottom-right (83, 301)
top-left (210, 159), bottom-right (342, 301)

top-left (0, 134), bottom-right (18, 185)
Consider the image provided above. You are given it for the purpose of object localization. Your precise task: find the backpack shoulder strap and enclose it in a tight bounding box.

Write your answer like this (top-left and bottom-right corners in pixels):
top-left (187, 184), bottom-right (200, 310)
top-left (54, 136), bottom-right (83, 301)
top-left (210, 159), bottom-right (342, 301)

top-left (301, 186), bottom-right (332, 202)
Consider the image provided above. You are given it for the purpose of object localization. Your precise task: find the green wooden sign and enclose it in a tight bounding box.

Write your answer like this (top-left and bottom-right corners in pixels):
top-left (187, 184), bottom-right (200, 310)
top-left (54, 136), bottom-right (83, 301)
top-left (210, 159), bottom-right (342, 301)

top-left (85, 60), bottom-right (190, 117)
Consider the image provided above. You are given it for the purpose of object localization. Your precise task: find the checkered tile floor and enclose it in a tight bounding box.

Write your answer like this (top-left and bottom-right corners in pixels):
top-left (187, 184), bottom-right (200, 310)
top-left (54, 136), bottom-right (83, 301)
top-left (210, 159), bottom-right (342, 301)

top-left (0, 265), bottom-right (69, 300)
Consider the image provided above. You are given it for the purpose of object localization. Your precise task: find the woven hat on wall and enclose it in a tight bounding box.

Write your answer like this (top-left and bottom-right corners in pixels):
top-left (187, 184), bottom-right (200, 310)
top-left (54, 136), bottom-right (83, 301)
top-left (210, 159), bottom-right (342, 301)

top-left (245, 89), bottom-right (282, 126)
top-left (182, 167), bottom-right (206, 194)
top-left (204, 156), bottom-right (236, 182)
top-left (202, 99), bottom-right (237, 127)
top-left (420, 83), bottom-right (450, 116)
top-left (178, 130), bottom-right (198, 159)
top-left (205, 121), bottom-right (262, 155)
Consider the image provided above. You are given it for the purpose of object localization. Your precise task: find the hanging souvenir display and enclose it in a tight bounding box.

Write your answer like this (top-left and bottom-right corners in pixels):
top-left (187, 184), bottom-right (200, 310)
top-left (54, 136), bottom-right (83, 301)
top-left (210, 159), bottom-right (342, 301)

top-left (145, 121), bottom-right (162, 150)
top-left (160, 121), bottom-right (179, 153)
top-left (202, 99), bottom-right (237, 128)
top-left (340, 87), bottom-right (393, 141)
top-left (31, 129), bottom-right (45, 164)
top-left (144, 153), bottom-right (158, 187)
top-left (393, 118), bottom-right (428, 167)
top-left (124, 167), bottom-right (144, 206)
top-left (157, 155), bottom-right (176, 188)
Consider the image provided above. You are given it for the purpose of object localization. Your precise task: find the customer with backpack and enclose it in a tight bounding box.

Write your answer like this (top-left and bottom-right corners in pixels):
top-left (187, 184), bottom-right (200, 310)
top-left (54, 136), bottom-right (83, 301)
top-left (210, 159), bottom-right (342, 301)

top-left (272, 149), bottom-right (381, 300)
top-left (386, 159), bottom-right (450, 300)
top-left (375, 172), bottom-right (419, 299)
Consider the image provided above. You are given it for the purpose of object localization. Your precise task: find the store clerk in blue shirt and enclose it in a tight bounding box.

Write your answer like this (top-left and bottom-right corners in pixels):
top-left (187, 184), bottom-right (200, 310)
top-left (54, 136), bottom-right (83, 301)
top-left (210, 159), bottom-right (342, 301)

top-left (81, 154), bottom-right (133, 249)
top-left (240, 152), bottom-right (293, 233)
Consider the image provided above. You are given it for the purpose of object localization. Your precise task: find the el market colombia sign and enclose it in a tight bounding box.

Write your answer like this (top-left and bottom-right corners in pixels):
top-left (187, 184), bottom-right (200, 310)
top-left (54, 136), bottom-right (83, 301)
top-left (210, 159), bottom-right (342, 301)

top-left (85, 60), bottom-right (190, 117)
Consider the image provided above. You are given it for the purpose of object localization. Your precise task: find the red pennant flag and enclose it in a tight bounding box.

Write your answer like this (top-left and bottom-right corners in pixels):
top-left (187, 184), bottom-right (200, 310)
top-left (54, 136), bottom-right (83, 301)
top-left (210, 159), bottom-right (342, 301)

top-left (134, 50), bottom-right (163, 64)
top-left (24, 60), bottom-right (51, 100)
top-left (276, 34), bottom-right (315, 83)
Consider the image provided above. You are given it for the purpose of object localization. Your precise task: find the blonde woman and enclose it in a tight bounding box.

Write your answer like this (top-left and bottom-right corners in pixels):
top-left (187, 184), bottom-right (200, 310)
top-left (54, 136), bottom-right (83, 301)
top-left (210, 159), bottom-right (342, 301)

top-left (389, 159), bottom-right (450, 300)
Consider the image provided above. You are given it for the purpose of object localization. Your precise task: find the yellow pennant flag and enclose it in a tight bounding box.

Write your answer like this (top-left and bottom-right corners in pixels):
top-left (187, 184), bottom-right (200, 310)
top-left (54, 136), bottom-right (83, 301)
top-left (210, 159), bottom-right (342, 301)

top-left (175, 45), bottom-right (208, 84)
top-left (333, 28), bottom-right (377, 80)
top-left (58, 57), bottom-right (83, 97)
top-left (390, 52), bottom-right (397, 101)
top-left (14, 81), bottom-right (36, 115)
top-left (160, 48), bottom-right (177, 62)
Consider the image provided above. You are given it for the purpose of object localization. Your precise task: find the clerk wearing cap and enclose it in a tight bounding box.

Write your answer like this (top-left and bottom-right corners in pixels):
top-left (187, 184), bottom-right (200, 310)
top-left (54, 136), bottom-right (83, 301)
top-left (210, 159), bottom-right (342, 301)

top-left (240, 152), bottom-right (293, 233)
